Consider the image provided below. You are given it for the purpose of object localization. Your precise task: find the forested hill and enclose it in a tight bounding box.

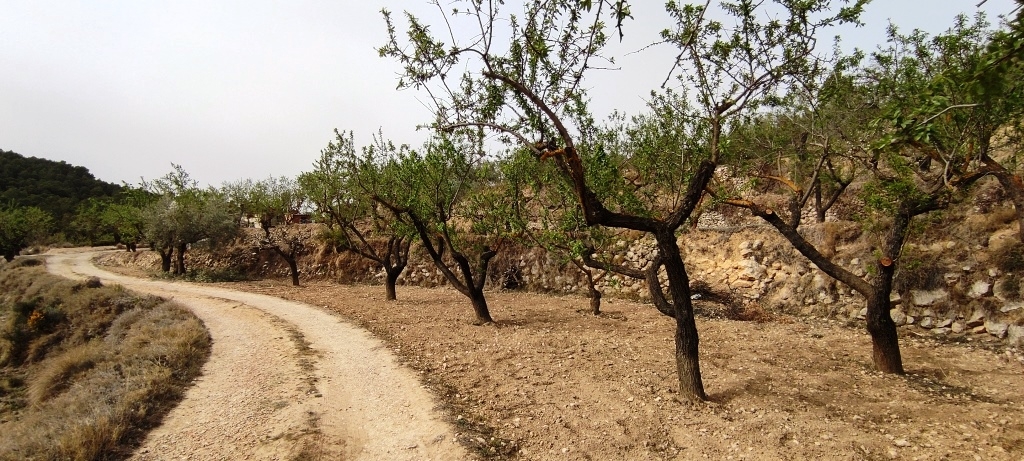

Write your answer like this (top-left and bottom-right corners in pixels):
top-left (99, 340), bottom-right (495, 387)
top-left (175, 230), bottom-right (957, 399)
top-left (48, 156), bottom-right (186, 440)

top-left (0, 149), bottom-right (121, 225)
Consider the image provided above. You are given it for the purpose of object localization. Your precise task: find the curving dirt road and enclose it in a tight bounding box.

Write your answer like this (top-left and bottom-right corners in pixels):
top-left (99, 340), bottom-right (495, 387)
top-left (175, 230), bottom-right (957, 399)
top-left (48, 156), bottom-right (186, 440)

top-left (44, 248), bottom-right (468, 461)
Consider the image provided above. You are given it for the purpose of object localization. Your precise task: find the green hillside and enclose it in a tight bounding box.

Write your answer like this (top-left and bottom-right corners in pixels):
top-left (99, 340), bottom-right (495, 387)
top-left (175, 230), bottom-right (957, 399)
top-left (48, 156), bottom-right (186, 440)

top-left (0, 149), bottom-right (121, 226)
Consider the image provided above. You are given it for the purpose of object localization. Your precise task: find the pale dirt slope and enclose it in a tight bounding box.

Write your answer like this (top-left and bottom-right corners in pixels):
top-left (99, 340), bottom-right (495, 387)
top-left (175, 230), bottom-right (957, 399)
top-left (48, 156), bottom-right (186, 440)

top-left (44, 248), bottom-right (468, 461)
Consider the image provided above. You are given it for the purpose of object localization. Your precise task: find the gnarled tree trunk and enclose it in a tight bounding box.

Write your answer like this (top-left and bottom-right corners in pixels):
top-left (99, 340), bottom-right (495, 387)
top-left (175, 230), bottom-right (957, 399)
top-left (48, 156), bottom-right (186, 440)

top-left (174, 242), bottom-right (187, 275)
top-left (384, 266), bottom-right (403, 301)
top-left (655, 230), bottom-right (707, 402)
top-left (157, 246), bottom-right (172, 272)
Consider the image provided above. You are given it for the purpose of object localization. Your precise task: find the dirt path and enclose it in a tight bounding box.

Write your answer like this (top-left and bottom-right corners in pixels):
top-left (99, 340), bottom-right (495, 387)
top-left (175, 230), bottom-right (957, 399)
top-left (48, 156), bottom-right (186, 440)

top-left (44, 248), bottom-right (468, 461)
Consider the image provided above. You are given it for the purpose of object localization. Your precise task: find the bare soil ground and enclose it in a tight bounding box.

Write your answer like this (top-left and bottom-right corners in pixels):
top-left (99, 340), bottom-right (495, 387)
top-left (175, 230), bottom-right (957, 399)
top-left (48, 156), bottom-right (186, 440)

top-left (97, 250), bottom-right (1024, 460)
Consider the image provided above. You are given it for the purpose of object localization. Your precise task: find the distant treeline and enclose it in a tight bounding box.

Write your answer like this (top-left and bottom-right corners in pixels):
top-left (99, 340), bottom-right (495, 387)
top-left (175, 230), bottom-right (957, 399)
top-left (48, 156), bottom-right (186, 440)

top-left (0, 149), bottom-right (121, 227)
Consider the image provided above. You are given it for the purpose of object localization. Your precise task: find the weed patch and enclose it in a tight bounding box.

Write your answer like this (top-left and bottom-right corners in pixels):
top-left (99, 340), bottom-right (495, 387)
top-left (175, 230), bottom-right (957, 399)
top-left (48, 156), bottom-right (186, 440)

top-left (0, 263), bottom-right (211, 460)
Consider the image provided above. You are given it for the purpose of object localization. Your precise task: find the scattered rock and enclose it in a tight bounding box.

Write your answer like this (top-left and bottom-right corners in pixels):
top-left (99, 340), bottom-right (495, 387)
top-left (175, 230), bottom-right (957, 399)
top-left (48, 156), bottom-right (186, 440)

top-left (951, 322), bottom-right (965, 334)
top-left (936, 319), bottom-right (953, 328)
top-left (932, 327), bottom-right (951, 336)
top-left (857, 308), bottom-right (867, 320)
top-left (993, 278), bottom-right (1021, 301)
top-left (919, 317), bottom-right (935, 329)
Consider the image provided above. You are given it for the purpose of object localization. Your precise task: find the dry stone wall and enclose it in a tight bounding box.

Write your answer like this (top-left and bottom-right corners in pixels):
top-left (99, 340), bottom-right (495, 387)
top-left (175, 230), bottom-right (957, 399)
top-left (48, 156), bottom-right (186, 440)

top-left (99, 219), bottom-right (1024, 346)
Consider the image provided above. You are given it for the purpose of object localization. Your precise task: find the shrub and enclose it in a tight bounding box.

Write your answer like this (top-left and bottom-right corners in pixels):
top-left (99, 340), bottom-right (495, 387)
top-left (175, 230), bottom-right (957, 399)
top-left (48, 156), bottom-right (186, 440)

top-left (0, 262), bottom-right (211, 460)
top-left (894, 256), bottom-right (945, 295)
top-left (996, 242), bottom-right (1024, 273)
top-left (1000, 274), bottom-right (1021, 302)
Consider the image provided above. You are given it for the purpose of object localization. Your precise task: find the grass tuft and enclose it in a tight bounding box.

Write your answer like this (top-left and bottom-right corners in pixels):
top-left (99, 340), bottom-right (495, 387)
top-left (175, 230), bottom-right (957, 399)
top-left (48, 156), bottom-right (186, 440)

top-left (0, 262), bottom-right (211, 460)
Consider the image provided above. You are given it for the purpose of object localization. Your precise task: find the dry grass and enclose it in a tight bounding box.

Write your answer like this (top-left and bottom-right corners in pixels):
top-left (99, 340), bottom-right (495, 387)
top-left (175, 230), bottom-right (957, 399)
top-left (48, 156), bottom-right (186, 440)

top-left (0, 261), bottom-right (211, 461)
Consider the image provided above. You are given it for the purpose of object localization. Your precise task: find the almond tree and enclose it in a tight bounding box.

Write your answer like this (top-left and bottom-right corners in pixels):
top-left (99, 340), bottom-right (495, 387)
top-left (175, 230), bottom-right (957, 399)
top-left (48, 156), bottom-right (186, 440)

top-left (368, 132), bottom-right (517, 324)
top-left (506, 145), bottom-right (630, 315)
top-left (723, 12), bottom-right (1018, 373)
top-left (298, 130), bottom-right (414, 299)
top-left (224, 176), bottom-right (307, 286)
top-left (381, 0), bottom-right (864, 401)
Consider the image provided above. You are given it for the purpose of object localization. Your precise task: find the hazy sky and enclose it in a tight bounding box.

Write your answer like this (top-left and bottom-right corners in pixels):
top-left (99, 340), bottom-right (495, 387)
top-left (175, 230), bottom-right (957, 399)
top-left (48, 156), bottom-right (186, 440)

top-left (1, 1), bottom-right (1018, 187)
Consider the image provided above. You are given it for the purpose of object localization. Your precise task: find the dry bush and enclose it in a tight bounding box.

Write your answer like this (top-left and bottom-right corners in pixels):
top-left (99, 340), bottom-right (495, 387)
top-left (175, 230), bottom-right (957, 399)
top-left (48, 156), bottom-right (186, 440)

top-left (27, 342), bottom-right (105, 405)
top-left (894, 254), bottom-right (947, 295)
top-left (0, 264), bottom-right (211, 461)
top-left (727, 301), bottom-right (774, 323)
top-left (995, 241), bottom-right (1024, 273)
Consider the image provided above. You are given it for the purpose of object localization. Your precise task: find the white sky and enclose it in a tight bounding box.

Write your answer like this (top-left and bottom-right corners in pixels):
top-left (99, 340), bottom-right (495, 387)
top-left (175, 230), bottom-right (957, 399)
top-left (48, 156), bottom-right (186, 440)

top-left (1, 0), bottom-right (1018, 187)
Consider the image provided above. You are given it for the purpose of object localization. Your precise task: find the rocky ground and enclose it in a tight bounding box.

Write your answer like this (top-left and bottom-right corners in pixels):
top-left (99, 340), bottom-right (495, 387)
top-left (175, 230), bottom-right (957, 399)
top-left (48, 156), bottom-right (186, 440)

top-left (100, 250), bottom-right (1024, 460)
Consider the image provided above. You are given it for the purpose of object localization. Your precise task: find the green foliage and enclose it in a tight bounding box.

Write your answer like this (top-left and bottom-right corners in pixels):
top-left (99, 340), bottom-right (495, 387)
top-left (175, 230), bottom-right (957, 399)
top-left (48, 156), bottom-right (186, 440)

top-left (0, 149), bottom-right (121, 230)
top-left (303, 130), bottom-right (415, 245)
top-left (142, 165), bottom-right (238, 273)
top-left (0, 205), bottom-right (54, 261)
top-left (223, 176), bottom-right (304, 232)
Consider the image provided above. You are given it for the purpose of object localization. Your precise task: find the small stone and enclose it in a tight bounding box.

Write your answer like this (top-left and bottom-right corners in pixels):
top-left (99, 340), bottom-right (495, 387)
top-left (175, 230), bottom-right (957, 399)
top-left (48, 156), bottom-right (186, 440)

top-left (936, 318), bottom-right (953, 328)
top-left (971, 325), bottom-right (988, 334)
top-left (906, 315), bottom-right (916, 325)
top-left (985, 320), bottom-right (1009, 338)
top-left (919, 317), bottom-right (935, 329)
top-left (857, 308), bottom-right (868, 320)
top-left (951, 322), bottom-right (965, 333)
top-left (1007, 325), bottom-right (1024, 346)
top-left (1001, 302), bottom-right (1024, 313)
top-left (890, 309), bottom-right (907, 326)
top-left (932, 327), bottom-right (951, 335)
top-left (966, 309), bottom-right (986, 328)
top-left (894, 439), bottom-right (911, 447)
top-left (911, 289), bottom-right (948, 306)
top-left (968, 281), bottom-right (991, 299)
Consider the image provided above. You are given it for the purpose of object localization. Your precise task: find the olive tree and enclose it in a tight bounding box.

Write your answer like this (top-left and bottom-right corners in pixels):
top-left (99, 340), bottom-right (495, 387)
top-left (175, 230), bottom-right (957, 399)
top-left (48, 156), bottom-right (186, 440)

top-left (381, 0), bottom-right (864, 401)
top-left (144, 165), bottom-right (238, 275)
